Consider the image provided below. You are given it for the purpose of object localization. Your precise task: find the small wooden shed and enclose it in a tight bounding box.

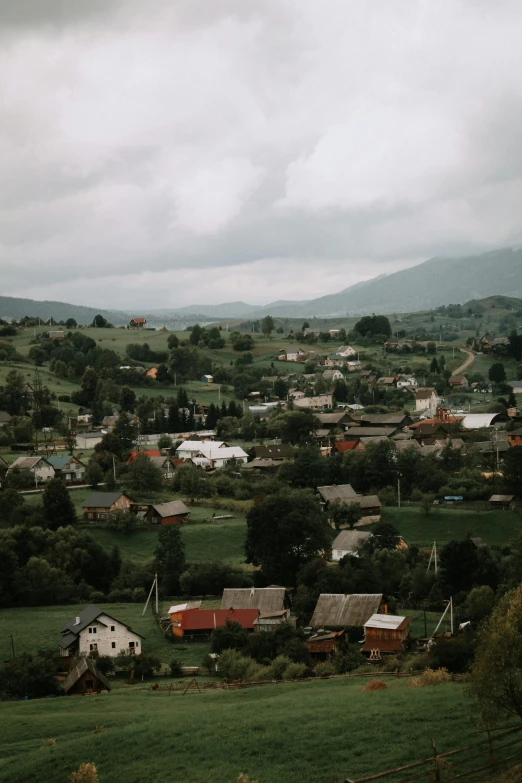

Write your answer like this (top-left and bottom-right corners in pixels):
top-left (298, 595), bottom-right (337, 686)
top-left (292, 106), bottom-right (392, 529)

top-left (145, 500), bottom-right (190, 525)
top-left (489, 494), bottom-right (514, 509)
top-left (63, 657), bottom-right (111, 696)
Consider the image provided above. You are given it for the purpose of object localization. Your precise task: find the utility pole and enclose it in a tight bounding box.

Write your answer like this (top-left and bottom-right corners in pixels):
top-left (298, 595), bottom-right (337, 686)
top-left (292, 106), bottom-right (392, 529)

top-left (397, 475), bottom-right (401, 508)
top-left (155, 572), bottom-right (159, 615)
top-left (10, 634), bottom-right (15, 658)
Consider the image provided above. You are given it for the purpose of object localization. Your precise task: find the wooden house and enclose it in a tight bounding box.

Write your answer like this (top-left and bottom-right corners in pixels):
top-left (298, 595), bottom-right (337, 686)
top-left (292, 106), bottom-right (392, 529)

top-left (129, 317), bottom-right (146, 328)
top-left (82, 491), bottom-right (133, 521)
top-left (306, 630), bottom-right (345, 661)
top-left (362, 614), bottom-right (411, 660)
top-left (331, 530), bottom-right (371, 561)
top-left (168, 607), bottom-right (259, 639)
top-left (7, 456), bottom-right (55, 483)
top-left (145, 500), bottom-right (190, 525)
top-left (62, 657), bottom-right (111, 696)
top-left (221, 587), bottom-right (290, 614)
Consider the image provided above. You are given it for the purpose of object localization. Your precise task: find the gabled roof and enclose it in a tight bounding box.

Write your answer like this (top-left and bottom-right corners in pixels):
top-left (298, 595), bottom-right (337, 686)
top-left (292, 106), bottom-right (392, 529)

top-left (168, 601), bottom-right (201, 614)
top-left (344, 427), bottom-right (396, 438)
top-left (490, 494), bottom-right (514, 502)
top-left (317, 484), bottom-right (358, 503)
top-left (250, 444), bottom-right (294, 459)
top-left (83, 491), bottom-right (130, 508)
top-left (364, 613), bottom-right (409, 631)
top-left (130, 317), bottom-right (146, 324)
top-left (60, 604), bottom-right (144, 638)
top-left (62, 657), bottom-right (111, 694)
top-left (221, 587), bottom-right (288, 613)
top-left (311, 593), bottom-right (383, 628)
top-left (47, 455), bottom-right (84, 470)
top-left (415, 388), bottom-right (438, 400)
top-left (8, 456), bottom-right (51, 471)
top-left (332, 530), bottom-right (371, 552)
top-left (149, 500), bottom-right (190, 517)
top-left (334, 440), bottom-right (360, 453)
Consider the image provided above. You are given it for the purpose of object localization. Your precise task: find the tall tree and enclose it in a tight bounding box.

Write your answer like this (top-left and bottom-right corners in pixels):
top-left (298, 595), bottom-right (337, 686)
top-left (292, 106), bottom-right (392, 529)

top-left (245, 489), bottom-right (331, 585)
top-left (42, 478), bottom-right (77, 530)
top-left (154, 525), bottom-right (186, 595)
top-left (113, 412), bottom-right (138, 455)
top-left (261, 315), bottom-right (275, 337)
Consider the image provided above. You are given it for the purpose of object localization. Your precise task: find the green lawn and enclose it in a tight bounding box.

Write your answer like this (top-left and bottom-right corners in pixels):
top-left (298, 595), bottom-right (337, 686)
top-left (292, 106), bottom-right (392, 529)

top-left (0, 678), bottom-right (475, 783)
top-left (380, 506), bottom-right (522, 548)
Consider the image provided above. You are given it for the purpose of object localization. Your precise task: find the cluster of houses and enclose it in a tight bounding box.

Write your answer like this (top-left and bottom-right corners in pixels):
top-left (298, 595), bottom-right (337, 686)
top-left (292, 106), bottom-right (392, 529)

top-left (56, 587), bottom-right (413, 693)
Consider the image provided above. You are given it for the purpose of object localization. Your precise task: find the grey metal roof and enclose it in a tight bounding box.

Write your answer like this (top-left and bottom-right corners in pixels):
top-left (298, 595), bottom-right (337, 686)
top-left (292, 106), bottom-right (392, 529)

top-left (62, 657), bottom-right (111, 694)
top-left (317, 484), bottom-right (358, 503)
top-left (460, 413), bottom-right (509, 429)
top-left (310, 593), bottom-right (383, 628)
top-left (344, 427), bottom-right (396, 438)
top-left (490, 494), bottom-right (514, 502)
top-left (60, 604), bottom-right (144, 638)
top-left (83, 492), bottom-right (129, 508)
top-left (332, 530), bottom-right (371, 552)
top-left (221, 587), bottom-right (288, 613)
top-left (58, 631), bottom-right (78, 649)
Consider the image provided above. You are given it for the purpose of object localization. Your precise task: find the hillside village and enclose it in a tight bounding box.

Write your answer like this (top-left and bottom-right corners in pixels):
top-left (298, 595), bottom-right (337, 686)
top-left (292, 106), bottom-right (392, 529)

top-left (1, 300), bottom-right (522, 781)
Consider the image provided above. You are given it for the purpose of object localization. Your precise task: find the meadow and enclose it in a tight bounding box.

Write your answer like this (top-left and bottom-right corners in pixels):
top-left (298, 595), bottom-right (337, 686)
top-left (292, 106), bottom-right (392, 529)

top-left (0, 677), bottom-right (476, 783)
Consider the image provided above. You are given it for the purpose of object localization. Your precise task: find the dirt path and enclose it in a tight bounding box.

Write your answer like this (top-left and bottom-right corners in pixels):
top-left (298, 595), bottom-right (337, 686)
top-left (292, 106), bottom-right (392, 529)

top-left (451, 348), bottom-right (474, 377)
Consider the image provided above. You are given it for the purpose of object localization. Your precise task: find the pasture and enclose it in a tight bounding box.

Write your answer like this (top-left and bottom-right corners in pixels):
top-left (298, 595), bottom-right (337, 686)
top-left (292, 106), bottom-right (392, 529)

top-left (0, 677), bottom-right (475, 783)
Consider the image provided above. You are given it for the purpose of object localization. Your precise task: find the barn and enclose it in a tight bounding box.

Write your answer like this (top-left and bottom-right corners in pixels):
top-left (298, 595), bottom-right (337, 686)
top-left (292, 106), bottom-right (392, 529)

top-left (310, 593), bottom-right (383, 630)
top-left (62, 657), bottom-right (111, 696)
top-left (168, 607), bottom-right (259, 639)
top-left (145, 500), bottom-right (190, 525)
top-left (361, 614), bottom-right (411, 660)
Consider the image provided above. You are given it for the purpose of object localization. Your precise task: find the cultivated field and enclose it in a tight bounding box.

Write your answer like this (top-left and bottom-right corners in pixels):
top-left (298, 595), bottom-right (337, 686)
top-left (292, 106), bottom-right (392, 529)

top-left (0, 677), bottom-right (474, 783)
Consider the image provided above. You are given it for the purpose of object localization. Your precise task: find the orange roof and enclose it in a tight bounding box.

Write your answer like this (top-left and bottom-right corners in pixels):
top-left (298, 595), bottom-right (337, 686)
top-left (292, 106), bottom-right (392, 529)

top-left (125, 450), bottom-right (161, 462)
top-left (131, 317), bottom-right (146, 324)
top-left (335, 441), bottom-right (360, 453)
top-left (409, 416), bottom-right (462, 429)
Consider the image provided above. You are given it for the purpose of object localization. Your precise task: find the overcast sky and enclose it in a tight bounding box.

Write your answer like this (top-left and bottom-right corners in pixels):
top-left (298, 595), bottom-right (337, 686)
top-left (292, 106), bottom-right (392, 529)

top-left (1, 0), bottom-right (522, 310)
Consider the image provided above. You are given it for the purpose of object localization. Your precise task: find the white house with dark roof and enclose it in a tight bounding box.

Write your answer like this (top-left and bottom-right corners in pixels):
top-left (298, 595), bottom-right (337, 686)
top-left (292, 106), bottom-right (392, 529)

top-left (7, 456), bottom-right (54, 482)
top-left (58, 605), bottom-right (144, 658)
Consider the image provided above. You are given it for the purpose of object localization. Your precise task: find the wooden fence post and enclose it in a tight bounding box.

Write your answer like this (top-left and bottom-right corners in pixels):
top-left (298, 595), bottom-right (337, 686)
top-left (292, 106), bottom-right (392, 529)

top-left (487, 729), bottom-right (495, 770)
top-left (431, 738), bottom-right (441, 782)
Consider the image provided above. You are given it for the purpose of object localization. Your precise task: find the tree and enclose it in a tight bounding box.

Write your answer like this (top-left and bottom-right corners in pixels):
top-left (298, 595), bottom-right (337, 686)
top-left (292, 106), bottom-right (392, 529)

top-left (502, 447), bottom-right (522, 494)
top-left (91, 314), bottom-right (112, 328)
top-left (85, 461), bottom-right (104, 488)
top-left (113, 412), bottom-right (138, 455)
top-left (42, 478), bottom-right (77, 530)
top-left (154, 525), bottom-right (186, 595)
top-left (353, 315), bottom-right (391, 338)
top-left (261, 315), bottom-right (275, 337)
top-left (0, 651), bottom-right (62, 699)
top-left (167, 334), bottom-right (179, 349)
top-left (127, 454), bottom-right (163, 492)
top-left (330, 500), bottom-right (363, 530)
top-left (488, 362), bottom-right (506, 383)
top-left (471, 585), bottom-right (522, 722)
top-left (273, 378), bottom-right (289, 399)
top-left (430, 357), bottom-right (440, 373)
top-left (245, 489), bottom-right (331, 585)
top-left (4, 370), bottom-right (26, 415)
top-left (119, 386), bottom-right (136, 413)
top-left (267, 410), bottom-right (319, 444)
top-left (366, 521), bottom-right (400, 552)
top-left (65, 318), bottom-right (77, 329)
top-left (211, 619), bottom-right (248, 653)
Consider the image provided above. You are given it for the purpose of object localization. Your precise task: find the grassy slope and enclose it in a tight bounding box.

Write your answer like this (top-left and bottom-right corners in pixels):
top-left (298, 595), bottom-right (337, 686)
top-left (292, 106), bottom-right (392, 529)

top-left (0, 679), bottom-right (474, 783)
top-left (380, 507), bottom-right (522, 548)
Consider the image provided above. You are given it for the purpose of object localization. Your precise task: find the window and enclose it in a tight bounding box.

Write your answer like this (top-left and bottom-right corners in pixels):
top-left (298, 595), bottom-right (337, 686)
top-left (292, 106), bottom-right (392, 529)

top-left (111, 642), bottom-right (116, 649)
top-left (89, 643), bottom-right (97, 652)
top-left (111, 626), bottom-right (115, 632)
top-left (135, 641), bottom-right (139, 647)
top-left (92, 627), bottom-right (97, 633)
top-left (129, 641), bottom-right (135, 648)
top-left (89, 627), bottom-right (97, 634)
top-left (88, 627), bottom-right (92, 633)
top-left (85, 679), bottom-right (94, 690)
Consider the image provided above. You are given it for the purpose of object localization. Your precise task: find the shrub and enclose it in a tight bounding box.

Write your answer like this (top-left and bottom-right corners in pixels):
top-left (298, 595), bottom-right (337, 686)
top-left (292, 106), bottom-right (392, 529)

top-left (334, 646), bottom-right (366, 674)
top-left (70, 763), bottom-right (98, 783)
top-left (410, 667), bottom-right (451, 687)
top-left (218, 649), bottom-right (252, 680)
top-left (169, 658), bottom-right (183, 678)
top-left (314, 662), bottom-right (336, 677)
top-left (266, 655), bottom-right (292, 681)
top-left (283, 662), bottom-right (308, 680)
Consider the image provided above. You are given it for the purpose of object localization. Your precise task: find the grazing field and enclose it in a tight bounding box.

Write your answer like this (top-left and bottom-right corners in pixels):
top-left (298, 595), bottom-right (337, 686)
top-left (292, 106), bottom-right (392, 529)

top-left (0, 678), bottom-right (474, 783)
top-left (381, 506), bottom-right (522, 548)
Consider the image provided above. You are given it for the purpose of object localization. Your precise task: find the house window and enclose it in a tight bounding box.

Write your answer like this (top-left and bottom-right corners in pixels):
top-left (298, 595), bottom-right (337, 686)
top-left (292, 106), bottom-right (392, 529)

top-left (111, 642), bottom-right (116, 649)
top-left (89, 643), bottom-right (97, 652)
top-left (129, 641), bottom-right (135, 648)
top-left (111, 625), bottom-right (115, 632)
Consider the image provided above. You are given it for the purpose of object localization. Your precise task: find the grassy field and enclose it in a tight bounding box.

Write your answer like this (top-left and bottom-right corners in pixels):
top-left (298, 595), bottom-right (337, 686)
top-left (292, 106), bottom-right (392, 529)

top-left (381, 506), bottom-right (522, 548)
top-left (0, 677), bottom-right (475, 783)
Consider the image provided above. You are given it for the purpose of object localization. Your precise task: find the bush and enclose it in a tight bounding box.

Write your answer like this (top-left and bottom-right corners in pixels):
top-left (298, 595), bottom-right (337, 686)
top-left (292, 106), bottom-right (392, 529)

top-left (410, 667), bottom-right (451, 687)
top-left (314, 662), bottom-right (336, 677)
top-left (95, 656), bottom-right (115, 675)
top-left (169, 658), bottom-right (183, 678)
top-left (334, 646), bottom-right (366, 674)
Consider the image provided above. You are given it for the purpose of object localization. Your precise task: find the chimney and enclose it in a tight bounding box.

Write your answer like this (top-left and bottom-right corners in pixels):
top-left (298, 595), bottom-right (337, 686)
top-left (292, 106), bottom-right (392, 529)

top-left (75, 616), bottom-right (80, 625)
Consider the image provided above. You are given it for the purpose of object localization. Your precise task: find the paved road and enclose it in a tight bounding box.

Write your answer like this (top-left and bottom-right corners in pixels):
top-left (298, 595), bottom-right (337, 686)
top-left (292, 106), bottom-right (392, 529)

top-left (451, 348), bottom-right (474, 378)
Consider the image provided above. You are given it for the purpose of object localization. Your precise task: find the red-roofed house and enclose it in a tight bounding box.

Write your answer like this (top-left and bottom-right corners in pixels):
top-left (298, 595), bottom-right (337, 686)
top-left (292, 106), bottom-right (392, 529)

top-left (125, 450), bottom-right (161, 462)
top-left (129, 317), bottom-right (146, 329)
top-left (334, 440), bottom-right (362, 454)
top-left (168, 607), bottom-right (259, 638)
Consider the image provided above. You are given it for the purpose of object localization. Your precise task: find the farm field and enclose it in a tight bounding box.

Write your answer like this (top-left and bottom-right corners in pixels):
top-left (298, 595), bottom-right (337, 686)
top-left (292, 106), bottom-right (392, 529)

top-left (0, 677), bottom-right (474, 783)
top-left (380, 506), bottom-right (522, 548)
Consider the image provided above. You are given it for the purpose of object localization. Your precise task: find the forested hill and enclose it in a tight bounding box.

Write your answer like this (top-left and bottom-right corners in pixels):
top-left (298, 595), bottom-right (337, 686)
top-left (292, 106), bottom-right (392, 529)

top-left (0, 296), bottom-right (126, 325)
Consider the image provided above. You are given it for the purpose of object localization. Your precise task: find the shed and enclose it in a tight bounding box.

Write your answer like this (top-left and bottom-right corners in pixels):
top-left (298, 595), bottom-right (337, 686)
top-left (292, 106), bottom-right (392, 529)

top-left (362, 614), bottom-right (411, 660)
top-left (306, 631), bottom-right (345, 661)
top-left (201, 374), bottom-right (214, 383)
top-left (253, 609), bottom-right (291, 632)
top-left (62, 657), bottom-right (111, 695)
top-left (331, 530), bottom-right (371, 561)
top-left (317, 484), bottom-right (358, 507)
top-left (168, 608), bottom-right (259, 638)
top-left (489, 494), bottom-right (514, 508)
top-left (221, 587), bottom-right (290, 613)
top-left (145, 500), bottom-right (190, 525)
top-left (310, 593), bottom-right (383, 629)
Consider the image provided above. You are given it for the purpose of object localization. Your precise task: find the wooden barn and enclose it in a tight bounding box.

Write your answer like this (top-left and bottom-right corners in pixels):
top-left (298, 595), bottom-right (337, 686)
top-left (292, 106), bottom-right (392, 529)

top-left (306, 630), bottom-right (345, 662)
top-left (145, 500), bottom-right (190, 525)
top-left (221, 587), bottom-right (291, 613)
top-left (489, 494), bottom-right (515, 509)
top-left (310, 593), bottom-right (383, 631)
top-left (168, 607), bottom-right (259, 639)
top-left (361, 614), bottom-right (411, 661)
top-left (62, 657), bottom-right (111, 696)
top-left (83, 492), bottom-right (133, 522)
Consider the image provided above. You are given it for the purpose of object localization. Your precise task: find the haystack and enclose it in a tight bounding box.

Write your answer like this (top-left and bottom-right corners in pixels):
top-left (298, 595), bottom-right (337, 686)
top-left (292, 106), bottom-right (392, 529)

top-left (362, 679), bottom-right (388, 692)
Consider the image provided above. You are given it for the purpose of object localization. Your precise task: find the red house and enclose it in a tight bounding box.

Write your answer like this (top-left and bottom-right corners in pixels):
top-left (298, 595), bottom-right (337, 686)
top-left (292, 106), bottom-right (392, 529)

top-left (168, 608), bottom-right (259, 638)
top-left (129, 317), bottom-right (146, 329)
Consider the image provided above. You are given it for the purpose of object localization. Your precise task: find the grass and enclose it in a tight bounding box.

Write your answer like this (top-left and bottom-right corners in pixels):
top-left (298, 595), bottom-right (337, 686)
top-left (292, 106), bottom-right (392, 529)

top-left (380, 506), bottom-right (522, 548)
top-left (0, 677), bottom-right (475, 783)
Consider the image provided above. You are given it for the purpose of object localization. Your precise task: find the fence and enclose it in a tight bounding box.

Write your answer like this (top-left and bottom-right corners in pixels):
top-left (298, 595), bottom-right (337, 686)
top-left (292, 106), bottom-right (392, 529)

top-left (345, 725), bottom-right (522, 783)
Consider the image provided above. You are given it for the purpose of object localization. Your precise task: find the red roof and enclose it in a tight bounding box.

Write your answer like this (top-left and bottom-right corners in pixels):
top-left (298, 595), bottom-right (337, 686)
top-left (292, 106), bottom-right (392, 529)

top-left (335, 441), bottom-right (360, 453)
top-left (131, 317), bottom-right (146, 324)
top-left (171, 608), bottom-right (259, 631)
top-left (125, 450), bottom-right (161, 462)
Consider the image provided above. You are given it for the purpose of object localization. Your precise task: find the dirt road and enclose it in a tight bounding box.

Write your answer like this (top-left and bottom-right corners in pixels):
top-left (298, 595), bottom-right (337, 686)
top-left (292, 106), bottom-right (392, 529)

top-left (451, 348), bottom-right (474, 377)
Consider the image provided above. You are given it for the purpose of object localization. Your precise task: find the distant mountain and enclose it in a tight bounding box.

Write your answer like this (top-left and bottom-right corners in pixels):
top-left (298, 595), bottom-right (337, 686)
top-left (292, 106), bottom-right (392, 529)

top-left (0, 296), bottom-right (128, 325)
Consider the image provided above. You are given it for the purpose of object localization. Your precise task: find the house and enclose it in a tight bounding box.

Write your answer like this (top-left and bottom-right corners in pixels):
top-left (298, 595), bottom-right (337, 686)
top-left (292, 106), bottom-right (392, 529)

top-left (82, 491), bottom-right (133, 522)
top-left (284, 347), bottom-right (307, 362)
top-left (126, 450), bottom-right (161, 462)
top-left (357, 413), bottom-right (412, 428)
top-left (7, 456), bottom-right (54, 483)
top-left (0, 411), bottom-right (12, 428)
top-left (449, 375), bottom-right (468, 388)
top-left (329, 329), bottom-right (340, 338)
top-left (415, 388), bottom-right (440, 416)
top-left (145, 366), bottom-right (158, 380)
top-left (310, 593), bottom-right (383, 630)
top-left (324, 354), bottom-right (345, 368)
top-left (201, 374), bottom-right (214, 383)
top-left (129, 317), bottom-right (146, 328)
top-left (489, 494), bottom-right (515, 509)
top-left (47, 455), bottom-right (86, 482)
top-left (49, 330), bottom-right (65, 340)
top-left (58, 605), bottom-right (144, 659)
top-left (75, 432), bottom-right (104, 449)
top-left (362, 614), bottom-right (411, 660)
top-left (145, 500), bottom-right (190, 525)
top-left (221, 587), bottom-right (290, 614)
top-left (331, 530), bottom-right (371, 561)
top-left (178, 442), bottom-right (248, 469)
top-left (241, 458), bottom-right (283, 474)
top-left (344, 426), bottom-right (396, 438)
top-left (316, 412), bottom-right (351, 430)
top-left (508, 428), bottom-right (522, 447)
top-left (323, 369), bottom-right (344, 383)
top-left (294, 394), bottom-right (333, 410)
top-left (248, 444), bottom-right (294, 461)
top-left (376, 376), bottom-right (397, 388)
top-left (306, 630), bottom-right (345, 661)
top-left (333, 440), bottom-right (362, 454)
top-left (317, 484), bottom-right (358, 509)
top-left (175, 440), bottom-right (228, 459)
top-left (337, 345), bottom-right (356, 358)
top-left (303, 328), bottom-right (321, 337)
top-left (168, 607), bottom-right (259, 639)
top-left (150, 456), bottom-right (178, 480)
top-left (62, 657), bottom-right (111, 696)
top-left (346, 361), bottom-right (362, 372)
top-left (396, 375), bottom-right (418, 389)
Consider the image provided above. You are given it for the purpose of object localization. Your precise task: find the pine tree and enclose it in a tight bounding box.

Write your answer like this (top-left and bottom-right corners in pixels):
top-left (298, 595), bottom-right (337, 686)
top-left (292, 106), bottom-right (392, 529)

top-left (155, 525), bottom-right (186, 595)
top-left (42, 479), bottom-right (77, 530)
